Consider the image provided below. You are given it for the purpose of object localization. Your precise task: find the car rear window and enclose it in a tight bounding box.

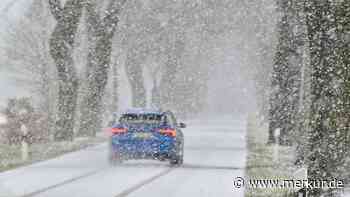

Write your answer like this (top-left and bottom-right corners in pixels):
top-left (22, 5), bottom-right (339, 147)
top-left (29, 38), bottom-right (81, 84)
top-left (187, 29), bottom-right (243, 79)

top-left (119, 113), bottom-right (164, 124)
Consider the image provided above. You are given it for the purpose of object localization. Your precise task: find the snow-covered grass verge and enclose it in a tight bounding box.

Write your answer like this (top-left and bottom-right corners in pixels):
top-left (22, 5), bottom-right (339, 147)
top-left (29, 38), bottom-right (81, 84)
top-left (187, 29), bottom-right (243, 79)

top-left (244, 114), bottom-right (298, 197)
top-left (0, 133), bottom-right (107, 172)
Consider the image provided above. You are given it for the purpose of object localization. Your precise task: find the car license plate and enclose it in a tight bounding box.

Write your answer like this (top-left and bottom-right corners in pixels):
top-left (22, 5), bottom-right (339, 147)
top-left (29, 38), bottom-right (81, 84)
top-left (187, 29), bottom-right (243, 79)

top-left (133, 132), bottom-right (152, 139)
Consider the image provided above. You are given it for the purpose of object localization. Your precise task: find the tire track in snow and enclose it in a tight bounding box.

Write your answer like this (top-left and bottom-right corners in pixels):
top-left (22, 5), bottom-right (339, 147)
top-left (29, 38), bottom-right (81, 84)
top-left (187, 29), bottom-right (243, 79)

top-left (17, 163), bottom-right (281, 196)
top-left (20, 168), bottom-right (106, 197)
top-left (113, 167), bottom-right (176, 197)
top-left (19, 166), bottom-right (176, 197)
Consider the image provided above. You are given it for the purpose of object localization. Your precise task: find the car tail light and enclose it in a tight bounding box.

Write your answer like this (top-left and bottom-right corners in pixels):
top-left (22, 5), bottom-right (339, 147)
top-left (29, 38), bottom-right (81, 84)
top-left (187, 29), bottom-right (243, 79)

top-left (111, 127), bottom-right (127, 134)
top-left (159, 129), bottom-right (176, 137)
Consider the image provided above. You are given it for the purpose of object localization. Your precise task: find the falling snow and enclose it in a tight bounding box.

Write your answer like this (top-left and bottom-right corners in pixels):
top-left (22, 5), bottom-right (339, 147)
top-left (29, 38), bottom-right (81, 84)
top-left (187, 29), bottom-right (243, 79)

top-left (0, 0), bottom-right (349, 196)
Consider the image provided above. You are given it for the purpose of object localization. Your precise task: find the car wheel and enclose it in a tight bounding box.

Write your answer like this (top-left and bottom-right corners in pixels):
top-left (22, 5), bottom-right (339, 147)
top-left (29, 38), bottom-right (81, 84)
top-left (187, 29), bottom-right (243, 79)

top-left (108, 138), bottom-right (123, 166)
top-left (170, 141), bottom-right (184, 165)
top-left (109, 151), bottom-right (123, 166)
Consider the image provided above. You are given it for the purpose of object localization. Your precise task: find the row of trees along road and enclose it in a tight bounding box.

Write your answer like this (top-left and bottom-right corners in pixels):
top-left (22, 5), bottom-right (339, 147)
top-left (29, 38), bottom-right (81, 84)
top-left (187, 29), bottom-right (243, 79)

top-left (268, 0), bottom-right (350, 196)
top-left (4, 0), bottom-right (240, 141)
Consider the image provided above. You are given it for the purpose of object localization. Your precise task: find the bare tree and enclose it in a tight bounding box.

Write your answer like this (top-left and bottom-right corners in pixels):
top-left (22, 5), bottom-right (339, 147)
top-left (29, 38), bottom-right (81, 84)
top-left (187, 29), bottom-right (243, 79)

top-left (124, 47), bottom-right (147, 108)
top-left (110, 50), bottom-right (123, 113)
top-left (78, 0), bottom-right (127, 137)
top-left (48, 0), bottom-right (84, 141)
top-left (159, 38), bottom-right (185, 109)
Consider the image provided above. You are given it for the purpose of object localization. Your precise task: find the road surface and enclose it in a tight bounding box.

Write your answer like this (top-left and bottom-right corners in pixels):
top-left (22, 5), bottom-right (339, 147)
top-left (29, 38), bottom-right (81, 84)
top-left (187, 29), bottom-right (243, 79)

top-left (0, 116), bottom-right (247, 197)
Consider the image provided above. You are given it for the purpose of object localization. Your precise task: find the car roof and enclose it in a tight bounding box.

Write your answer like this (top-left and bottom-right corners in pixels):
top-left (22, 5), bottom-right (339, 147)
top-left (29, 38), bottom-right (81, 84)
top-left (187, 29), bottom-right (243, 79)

top-left (121, 108), bottom-right (164, 115)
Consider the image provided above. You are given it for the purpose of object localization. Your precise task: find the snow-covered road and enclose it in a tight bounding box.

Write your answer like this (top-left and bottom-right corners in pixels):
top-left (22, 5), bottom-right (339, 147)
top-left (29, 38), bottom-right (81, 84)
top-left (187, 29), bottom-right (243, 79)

top-left (0, 116), bottom-right (246, 197)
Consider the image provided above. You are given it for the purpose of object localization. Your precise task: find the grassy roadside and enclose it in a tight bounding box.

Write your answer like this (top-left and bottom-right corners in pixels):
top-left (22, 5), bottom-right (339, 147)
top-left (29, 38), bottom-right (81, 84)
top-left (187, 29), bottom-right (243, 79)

top-left (0, 134), bottom-right (107, 172)
top-left (244, 114), bottom-right (298, 197)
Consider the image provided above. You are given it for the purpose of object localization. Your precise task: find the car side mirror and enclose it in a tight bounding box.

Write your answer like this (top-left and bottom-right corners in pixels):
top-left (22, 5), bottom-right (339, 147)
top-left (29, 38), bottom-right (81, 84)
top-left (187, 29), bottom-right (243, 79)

top-left (178, 122), bottom-right (186, 128)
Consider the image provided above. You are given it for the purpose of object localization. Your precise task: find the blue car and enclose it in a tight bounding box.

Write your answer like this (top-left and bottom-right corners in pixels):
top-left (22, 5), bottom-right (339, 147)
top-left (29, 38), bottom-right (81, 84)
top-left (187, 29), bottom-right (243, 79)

top-left (108, 108), bottom-right (186, 165)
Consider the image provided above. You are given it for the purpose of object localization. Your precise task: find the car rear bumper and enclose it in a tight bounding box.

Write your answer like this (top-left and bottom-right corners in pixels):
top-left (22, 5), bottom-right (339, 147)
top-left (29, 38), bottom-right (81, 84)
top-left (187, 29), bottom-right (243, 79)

top-left (112, 151), bottom-right (173, 160)
top-left (110, 138), bottom-right (176, 159)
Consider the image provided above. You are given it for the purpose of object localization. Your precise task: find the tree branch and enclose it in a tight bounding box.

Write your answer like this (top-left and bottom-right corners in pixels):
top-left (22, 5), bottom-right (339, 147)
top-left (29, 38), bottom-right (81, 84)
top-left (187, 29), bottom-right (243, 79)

top-left (48, 0), bottom-right (63, 21)
top-left (85, 0), bottom-right (102, 36)
top-left (102, 0), bottom-right (127, 31)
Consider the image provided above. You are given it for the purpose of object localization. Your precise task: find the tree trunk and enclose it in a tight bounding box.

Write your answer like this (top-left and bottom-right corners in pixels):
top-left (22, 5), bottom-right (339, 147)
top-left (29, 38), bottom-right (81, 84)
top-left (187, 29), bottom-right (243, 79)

top-left (111, 58), bottom-right (119, 112)
top-left (151, 78), bottom-right (161, 108)
top-left (125, 49), bottom-right (146, 108)
top-left (159, 39), bottom-right (185, 109)
top-left (159, 53), bottom-right (179, 108)
top-left (49, 0), bottom-right (84, 141)
top-left (78, 0), bottom-right (126, 137)
top-left (78, 34), bottom-right (114, 136)
top-left (305, 1), bottom-right (350, 196)
top-left (268, 0), bottom-right (302, 146)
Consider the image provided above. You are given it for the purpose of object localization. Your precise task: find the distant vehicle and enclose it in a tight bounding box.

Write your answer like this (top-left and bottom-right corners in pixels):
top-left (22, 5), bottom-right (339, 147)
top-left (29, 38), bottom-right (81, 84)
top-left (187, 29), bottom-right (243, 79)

top-left (108, 108), bottom-right (186, 165)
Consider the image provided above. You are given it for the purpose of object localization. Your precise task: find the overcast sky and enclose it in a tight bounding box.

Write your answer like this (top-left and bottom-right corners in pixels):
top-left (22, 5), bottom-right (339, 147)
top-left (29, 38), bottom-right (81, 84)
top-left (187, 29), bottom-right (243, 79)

top-left (0, 0), bottom-right (29, 107)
